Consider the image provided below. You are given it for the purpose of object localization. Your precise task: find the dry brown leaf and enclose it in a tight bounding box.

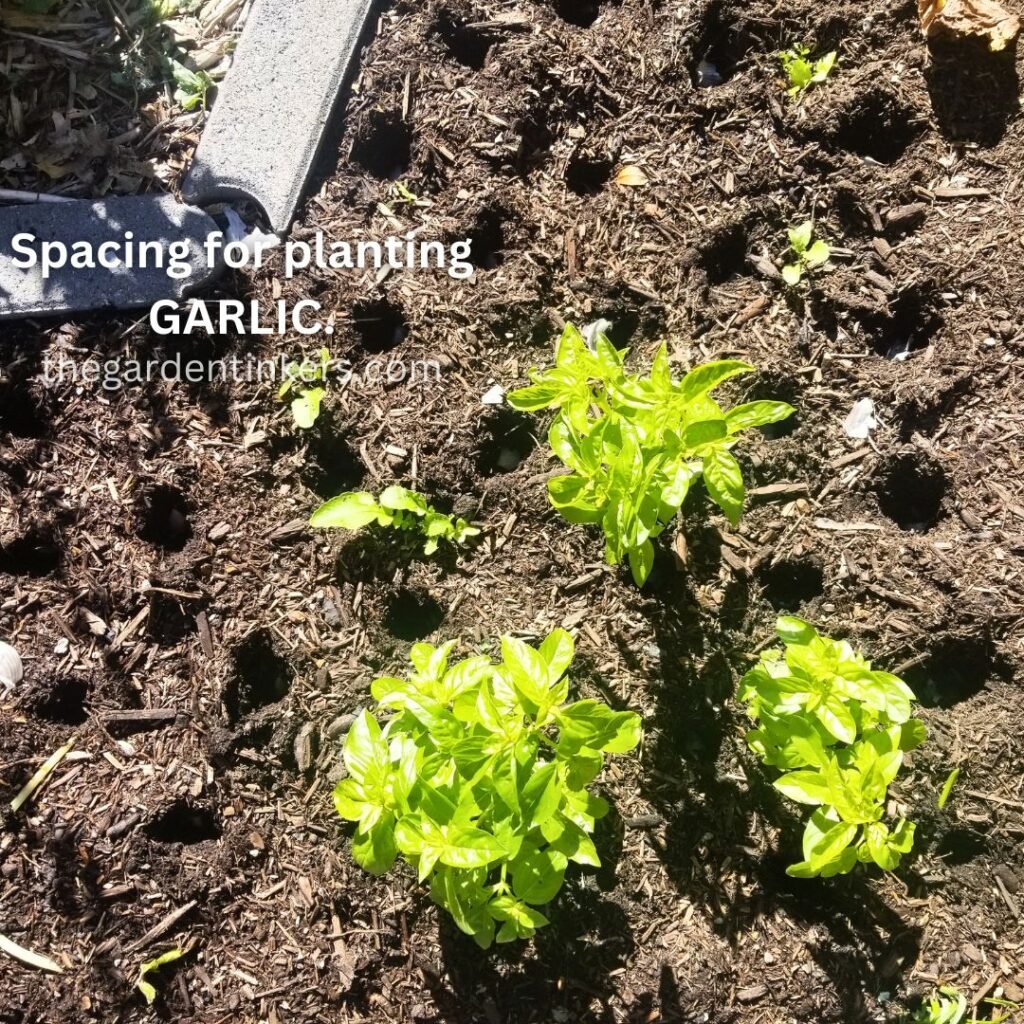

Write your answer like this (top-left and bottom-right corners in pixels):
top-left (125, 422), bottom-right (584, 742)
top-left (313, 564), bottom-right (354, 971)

top-left (919, 0), bottom-right (1021, 50)
top-left (615, 165), bottom-right (649, 187)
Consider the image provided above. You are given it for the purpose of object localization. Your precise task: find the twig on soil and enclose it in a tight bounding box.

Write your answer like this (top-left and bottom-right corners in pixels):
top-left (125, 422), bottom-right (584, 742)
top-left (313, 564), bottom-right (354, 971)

top-left (964, 789), bottom-right (1024, 810)
top-left (125, 900), bottom-right (198, 955)
top-left (9, 739), bottom-right (74, 813)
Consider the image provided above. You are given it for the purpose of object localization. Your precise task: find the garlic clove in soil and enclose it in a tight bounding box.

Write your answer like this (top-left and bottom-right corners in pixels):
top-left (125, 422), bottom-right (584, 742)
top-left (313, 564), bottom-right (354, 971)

top-left (0, 641), bottom-right (24, 692)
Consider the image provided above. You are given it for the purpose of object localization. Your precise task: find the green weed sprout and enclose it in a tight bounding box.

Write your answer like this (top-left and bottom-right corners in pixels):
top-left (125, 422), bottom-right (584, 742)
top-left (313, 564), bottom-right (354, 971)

top-left (507, 323), bottom-right (794, 586)
top-left (333, 631), bottom-right (642, 947)
top-left (136, 947), bottom-right (185, 1004)
top-left (779, 45), bottom-right (837, 98)
top-left (782, 221), bottom-right (830, 286)
top-left (740, 616), bottom-right (926, 878)
top-left (311, 486), bottom-right (480, 556)
top-left (166, 57), bottom-right (215, 112)
top-left (279, 347), bottom-right (331, 429)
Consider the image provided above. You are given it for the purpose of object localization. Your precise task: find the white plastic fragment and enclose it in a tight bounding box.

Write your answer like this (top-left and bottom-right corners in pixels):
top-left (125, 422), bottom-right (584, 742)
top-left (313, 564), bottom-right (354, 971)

top-left (481, 385), bottom-right (505, 406)
top-left (0, 933), bottom-right (63, 974)
top-left (581, 318), bottom-right (613, 352)
top-left (844, 398), bottom-right (877, 439)
top-left (223, 208), bottom-right (281, 266)
top-left (696, 60), bottom-right (724, 87)
top-left (0, 642), bottom-right (23, 692)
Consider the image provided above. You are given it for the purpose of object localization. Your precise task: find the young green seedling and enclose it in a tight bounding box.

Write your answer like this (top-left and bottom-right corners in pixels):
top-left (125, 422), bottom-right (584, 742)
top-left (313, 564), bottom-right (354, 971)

top-left (740, 616), bottom-right (926, 878)
top-left (909, 987), bottom-right (967, 1024)
top-left (333, 630), bottom-right (642, 947)
top-left (909, 986), bottom-right (1023, 1024)
top-left (782, 221), bottom-right (830, 286)
top-left (278, 347), bottom-right (331, 429)
top-left (507, 323), bottom-right (794, 586)
top-left (779, 45), bottom-right (837, 98)
top-left (136, 947), bottom-right (186, 1004)
top-left (311, 486), bottom-right (479, 556)
top-left (166, 57), bottom-right (215, 112)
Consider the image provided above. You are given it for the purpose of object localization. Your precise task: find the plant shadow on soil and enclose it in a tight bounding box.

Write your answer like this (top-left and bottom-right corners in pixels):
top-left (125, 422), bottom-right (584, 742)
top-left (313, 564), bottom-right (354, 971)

top-left (625, 528), bottom-right (923, 1014)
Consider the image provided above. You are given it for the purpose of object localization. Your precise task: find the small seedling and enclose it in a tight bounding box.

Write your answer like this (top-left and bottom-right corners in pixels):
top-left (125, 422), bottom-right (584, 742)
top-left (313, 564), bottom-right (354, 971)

top-left (136, 947), bottom-right (185, 1004)
top-left (279, 347), bottom-right (331, 429)
top-left (311, 486), bottom-right (479, 555)
top-left (740, 616), bottom-right (926, 878)
top-left (165, 57), bottom-right (215, 112)
top-left (394, 182), bottom-right (418, 204)
top-left (333, 631), bottom-right (642, 947)
top-left (937, 766), bottom-right (960, 809)
top-left (508, 323), bottom-right (794, 586)
top-left (779, 45), bottom-right (837, 98)
top-left (910, 987), bottom-right (969, 1024)
top-left (782, 221), bottom-right (830, 285)
top-left (907, 986), bottom-right (1022, 1024)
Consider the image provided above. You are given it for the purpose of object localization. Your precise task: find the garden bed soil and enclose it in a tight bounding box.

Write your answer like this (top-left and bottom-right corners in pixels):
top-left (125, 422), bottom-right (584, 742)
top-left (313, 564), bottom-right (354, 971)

top-left (3, 0), bottom-right (1024, 1021)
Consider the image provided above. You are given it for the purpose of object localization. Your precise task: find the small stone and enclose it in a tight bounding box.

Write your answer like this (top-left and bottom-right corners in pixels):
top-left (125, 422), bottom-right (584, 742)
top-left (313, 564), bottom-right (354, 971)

top-left (321, 597), bottom-right (341, 628)
top-left (208, 522), bottom-right (232, 543)
top-left (995, 864), bottom-right (1020, 893)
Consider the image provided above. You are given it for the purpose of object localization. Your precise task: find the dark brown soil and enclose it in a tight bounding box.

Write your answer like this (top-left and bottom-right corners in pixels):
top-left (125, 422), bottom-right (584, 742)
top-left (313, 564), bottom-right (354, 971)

top-left (3, 1), bottom-right (1024, 1022)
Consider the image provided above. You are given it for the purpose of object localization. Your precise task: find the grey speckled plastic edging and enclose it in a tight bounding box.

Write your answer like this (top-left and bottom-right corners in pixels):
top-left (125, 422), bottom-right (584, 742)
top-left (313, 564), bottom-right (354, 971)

top-left (0, 196), bottom-right (221, 320)
top-left (182, 0), bottom-right (377, 233)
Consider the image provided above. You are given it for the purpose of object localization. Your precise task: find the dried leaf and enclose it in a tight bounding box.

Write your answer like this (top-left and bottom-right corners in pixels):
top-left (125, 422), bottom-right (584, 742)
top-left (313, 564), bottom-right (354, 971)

top-left (919, 0), bottom-right (1021, 50)
top-left (615, 165), bottom-right (649, 187)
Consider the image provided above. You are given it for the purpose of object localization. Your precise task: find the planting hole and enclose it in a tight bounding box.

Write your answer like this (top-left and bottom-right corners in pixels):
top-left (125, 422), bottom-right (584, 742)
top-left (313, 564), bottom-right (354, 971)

top-left (476, 408), bottom-right (537, 476)
top-left (566, 151), bottom-right (613, 195)
top-left (833, 91), bottom-right (925, 164)
top-left (551, 0), bottom-right (611, 28)
top-left (902, 635), bottom-right (1003, 708)
top-left (745, 371), bottom-right (800, 439)
top-left (224, 630), bottom-right (293, 723)
top-left (27, 676), bottom-right (90, 725)
top-left (353, 297), bottom-right (408, 354)
top-left (145, 801), bottom-right (221, 845)
top-left (0, 385), bottom-right (47, 439)
top-left (436, 10), bottom-right (492, 69)
top-left (863, 288), bottom-right (944, 359)
top-left (756, 556), bottom-right (824, 612)
top-left (0, 525), bottom-right (62, 578)
top-left (137, 484), bottom-right (192, 552)
top-left (876, 454), bottom-right (947, 533)
top-left (352, 110), bottom-right (412, 180)
top-left (690, 2), bottom-right (757, 85)
top-left (147, 590), bottom-right (197, 647)
top-left (466, 207), bottom-right (507, 270)
top-left (603, 310), bottom-right (640, 348)
top-left (702, 222), bottom-right (749, 285)
top-left (385, 590), bottom-right (445, 642)
top-left (305, 433), bottom-right (365, 499)
top-left (935, 827), bottom-right (987, 864)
